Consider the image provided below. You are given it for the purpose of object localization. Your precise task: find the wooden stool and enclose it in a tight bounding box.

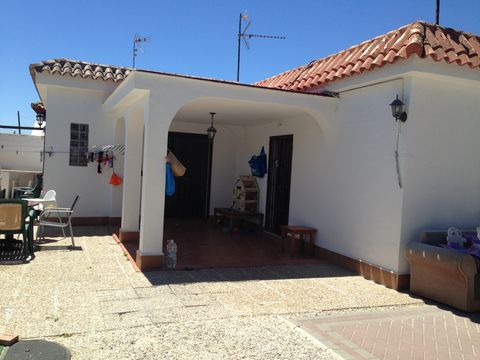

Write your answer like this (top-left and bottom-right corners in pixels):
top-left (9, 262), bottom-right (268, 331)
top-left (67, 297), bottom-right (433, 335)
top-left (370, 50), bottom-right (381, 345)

top-left (280, 225), bottom-right (317, 257)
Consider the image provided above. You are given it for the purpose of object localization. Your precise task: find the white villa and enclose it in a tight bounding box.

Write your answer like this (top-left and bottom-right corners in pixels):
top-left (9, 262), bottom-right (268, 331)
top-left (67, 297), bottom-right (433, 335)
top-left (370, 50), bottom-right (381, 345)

top-left (28, 21), bottom-right (480, 289)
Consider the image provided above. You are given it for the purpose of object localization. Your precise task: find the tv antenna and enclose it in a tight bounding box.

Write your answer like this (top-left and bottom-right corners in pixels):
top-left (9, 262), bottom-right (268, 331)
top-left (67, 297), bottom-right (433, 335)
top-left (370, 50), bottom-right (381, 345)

top-left (132, 34), bottom-right (151, 68)
top-left (435, 0), bottom-right (440, 25)
top-left (236, 12), bottom-right (286, 82)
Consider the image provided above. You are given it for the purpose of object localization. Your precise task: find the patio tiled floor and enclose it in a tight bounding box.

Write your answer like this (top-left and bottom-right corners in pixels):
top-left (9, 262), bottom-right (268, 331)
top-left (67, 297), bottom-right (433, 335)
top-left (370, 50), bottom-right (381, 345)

top-left (122, 219), bottom-right (323, 269)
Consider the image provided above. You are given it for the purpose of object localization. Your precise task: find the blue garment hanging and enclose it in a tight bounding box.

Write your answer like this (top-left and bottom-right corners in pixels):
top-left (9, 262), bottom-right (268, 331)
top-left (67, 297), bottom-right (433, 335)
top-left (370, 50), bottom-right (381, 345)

top-left (248, 146), bottom-right (267, 178)
top-left (165, 163), bottom-right (175, 196)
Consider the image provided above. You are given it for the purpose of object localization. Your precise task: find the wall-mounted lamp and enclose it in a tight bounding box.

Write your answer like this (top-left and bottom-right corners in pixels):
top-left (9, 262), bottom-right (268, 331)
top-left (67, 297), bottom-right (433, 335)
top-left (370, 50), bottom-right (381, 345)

top-left (206, 112), bottom-right (217, 141)
top-left (389, 95), bottom-right (407, 122)
top-left (390, 95), bottom-right (407, 189)
top-left (36, 113), bottom-right (46, 127)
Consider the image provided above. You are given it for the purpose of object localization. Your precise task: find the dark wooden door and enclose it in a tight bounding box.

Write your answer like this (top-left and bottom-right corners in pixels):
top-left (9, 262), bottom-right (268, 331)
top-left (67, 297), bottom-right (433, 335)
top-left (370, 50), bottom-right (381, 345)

top-left (165, 132), bottom-right (209, 218)
top-left (265, 135), bottom-right (293, 234)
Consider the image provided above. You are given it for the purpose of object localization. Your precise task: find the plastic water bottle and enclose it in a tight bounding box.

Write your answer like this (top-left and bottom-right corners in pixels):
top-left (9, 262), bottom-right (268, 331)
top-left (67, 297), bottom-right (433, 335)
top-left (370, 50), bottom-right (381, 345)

top-left (166, 240), bottom-right (177, 269)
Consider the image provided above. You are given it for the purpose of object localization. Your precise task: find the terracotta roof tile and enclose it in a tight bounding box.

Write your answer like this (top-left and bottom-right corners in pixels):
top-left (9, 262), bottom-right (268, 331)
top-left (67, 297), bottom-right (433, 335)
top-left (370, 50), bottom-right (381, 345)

top-left (254, 21), bottom-right (480, 91)
top-left (343, 63), bottom-right (354, 77)
top-left (372, 53), bottom-right (385, 67)
top-left (30, 102), bottom-right (46, 115)
top-left (467, 36), bottom-right (480, 55)
top-left (29, 59), bottom-right (131, 83)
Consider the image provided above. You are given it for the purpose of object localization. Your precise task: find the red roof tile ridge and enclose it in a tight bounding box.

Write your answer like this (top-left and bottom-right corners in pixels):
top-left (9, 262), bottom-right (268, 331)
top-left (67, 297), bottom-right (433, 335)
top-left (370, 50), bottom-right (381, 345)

top-left (30, 58), bottom-right (327, 96)
top-left (30, 58), bottom-right (242, 86)
top-left (254, 22), bottom-right (421, 87)
top-left (32, 58), bottom-right (132, 72)
top-left (30, 58), bottom-right (132, 83)
top-left (254, 21), bottom-right (480, 91)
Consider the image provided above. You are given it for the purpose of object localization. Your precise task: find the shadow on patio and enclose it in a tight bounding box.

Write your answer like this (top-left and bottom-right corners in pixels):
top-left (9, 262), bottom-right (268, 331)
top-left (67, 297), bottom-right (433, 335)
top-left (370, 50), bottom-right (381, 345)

top-left (141, 261), bottom-right (357, 286)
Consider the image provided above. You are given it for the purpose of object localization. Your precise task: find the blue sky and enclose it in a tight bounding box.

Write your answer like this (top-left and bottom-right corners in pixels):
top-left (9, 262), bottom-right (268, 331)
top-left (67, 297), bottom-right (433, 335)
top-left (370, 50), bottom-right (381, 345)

top-left (1, 0), bottom-right (479, 130)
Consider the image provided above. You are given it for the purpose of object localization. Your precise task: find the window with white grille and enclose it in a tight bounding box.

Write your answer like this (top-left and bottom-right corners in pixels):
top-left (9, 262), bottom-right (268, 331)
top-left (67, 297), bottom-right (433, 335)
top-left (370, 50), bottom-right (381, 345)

top-left (69, 123), bottom-right (89, 166)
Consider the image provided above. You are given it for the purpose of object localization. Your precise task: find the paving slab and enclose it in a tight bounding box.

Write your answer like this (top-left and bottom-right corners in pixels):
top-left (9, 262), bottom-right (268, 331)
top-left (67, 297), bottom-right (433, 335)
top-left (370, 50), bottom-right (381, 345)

top-left (296, 306), bottom-right (480, 360)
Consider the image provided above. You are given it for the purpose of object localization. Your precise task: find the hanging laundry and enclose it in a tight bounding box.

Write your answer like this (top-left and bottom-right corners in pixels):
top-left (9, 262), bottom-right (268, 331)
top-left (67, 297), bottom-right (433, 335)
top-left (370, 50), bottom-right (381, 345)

top-left (165, 163), bottom-right (175, 196)
top-left (248, 146), bottom-right (267, 178)
top-left (97, 151), bottom-right (104, 173)
top-left (109, 172), bottom-right (123, 186)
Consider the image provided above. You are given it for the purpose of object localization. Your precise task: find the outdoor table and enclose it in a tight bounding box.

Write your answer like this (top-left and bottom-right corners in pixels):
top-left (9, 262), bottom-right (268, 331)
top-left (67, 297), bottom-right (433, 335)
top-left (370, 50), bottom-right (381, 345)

top-left (26, 198), bottom-right (56, 208)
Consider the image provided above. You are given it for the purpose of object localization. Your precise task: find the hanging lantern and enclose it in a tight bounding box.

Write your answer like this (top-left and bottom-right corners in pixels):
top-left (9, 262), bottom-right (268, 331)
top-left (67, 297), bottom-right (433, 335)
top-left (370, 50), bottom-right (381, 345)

top-left (206, 112), bottom-right (217, 141)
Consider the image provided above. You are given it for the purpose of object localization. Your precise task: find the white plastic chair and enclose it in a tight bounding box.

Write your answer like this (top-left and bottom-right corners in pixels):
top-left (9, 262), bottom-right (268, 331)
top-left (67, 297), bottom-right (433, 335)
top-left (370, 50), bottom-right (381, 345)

top-left (30, 190), bottom-right (57, 220)
top-left (41, 190), bottom-right (57, 210)
top-left (36, 195), bottom-right (79, 247)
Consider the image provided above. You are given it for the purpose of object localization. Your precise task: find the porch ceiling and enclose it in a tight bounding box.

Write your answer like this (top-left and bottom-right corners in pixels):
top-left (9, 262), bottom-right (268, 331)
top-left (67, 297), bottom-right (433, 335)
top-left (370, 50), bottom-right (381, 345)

top-left (172, 98), bottom-right (311, 126)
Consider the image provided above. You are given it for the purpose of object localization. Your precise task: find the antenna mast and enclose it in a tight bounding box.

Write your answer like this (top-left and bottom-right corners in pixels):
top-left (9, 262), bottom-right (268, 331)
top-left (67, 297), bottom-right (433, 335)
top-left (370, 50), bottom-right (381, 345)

top-left (236, 12), bottom-right (286, 82)
top-left (132, 34), bottom-right (151, 68)
top-left (436, 0), bottom-right (440, 25)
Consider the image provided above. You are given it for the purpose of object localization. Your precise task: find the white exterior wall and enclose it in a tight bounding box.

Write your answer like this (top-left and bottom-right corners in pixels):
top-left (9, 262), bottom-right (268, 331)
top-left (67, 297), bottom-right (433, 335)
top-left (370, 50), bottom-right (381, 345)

top-left (240, 80), bottom-right (406, 272)
top-left (0, 133), bottom-right (43, 171)
top-left (41, 80), bottom-right (117, 216)
top-left (399, 75), bottom-right (480, 272)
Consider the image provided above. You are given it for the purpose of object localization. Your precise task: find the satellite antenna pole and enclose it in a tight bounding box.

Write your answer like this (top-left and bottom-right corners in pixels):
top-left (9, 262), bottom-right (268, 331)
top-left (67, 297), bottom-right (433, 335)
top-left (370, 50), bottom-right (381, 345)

top-left (17, 111), bottom-right (21, 134)
top-left (236, 13), bottom-right (243, 82)
top-left (436, 0), bottom-right (440, 25)
top-left (237, 12), bottom-right (250, 82)
top-left (132, 34), bottom-right (151, 68)
top-left (236, 12), bottom-right (285, 82)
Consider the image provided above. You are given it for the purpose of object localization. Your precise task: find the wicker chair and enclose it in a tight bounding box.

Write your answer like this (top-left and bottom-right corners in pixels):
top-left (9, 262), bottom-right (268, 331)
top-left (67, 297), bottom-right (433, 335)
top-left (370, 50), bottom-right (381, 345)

top-left (0, 199), bottom-right (35, 259)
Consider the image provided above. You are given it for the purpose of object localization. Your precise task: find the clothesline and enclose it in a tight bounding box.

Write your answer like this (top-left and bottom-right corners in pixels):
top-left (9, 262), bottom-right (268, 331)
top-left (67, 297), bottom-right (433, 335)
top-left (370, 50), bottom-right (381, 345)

top-left (0, 144), bottom-right (126, 156)
top-left (91, 144), bottom-right (125, 155)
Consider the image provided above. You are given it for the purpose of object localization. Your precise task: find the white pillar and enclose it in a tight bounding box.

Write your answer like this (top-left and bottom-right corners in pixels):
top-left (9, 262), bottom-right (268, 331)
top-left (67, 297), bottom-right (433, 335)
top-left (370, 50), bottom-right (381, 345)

top-left (137, 102), bottom-right (176, 262)
top-left (120, 109), bottom-right (144, 235)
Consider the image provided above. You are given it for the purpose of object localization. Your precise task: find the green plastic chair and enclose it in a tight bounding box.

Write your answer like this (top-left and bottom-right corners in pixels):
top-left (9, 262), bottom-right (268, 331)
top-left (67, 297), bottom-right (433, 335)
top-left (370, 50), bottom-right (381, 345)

top-left (15, 174), bottom-right (43, 199)
top-left (0, 199), bottom-right (35, 259)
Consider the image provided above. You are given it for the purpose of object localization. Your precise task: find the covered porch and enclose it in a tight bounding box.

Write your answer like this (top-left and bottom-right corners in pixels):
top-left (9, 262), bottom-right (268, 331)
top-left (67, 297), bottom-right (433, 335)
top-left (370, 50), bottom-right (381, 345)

top-left (103, 70), bottom-right (336, 270)
top-left (118, 219), bottom-right (323, 270)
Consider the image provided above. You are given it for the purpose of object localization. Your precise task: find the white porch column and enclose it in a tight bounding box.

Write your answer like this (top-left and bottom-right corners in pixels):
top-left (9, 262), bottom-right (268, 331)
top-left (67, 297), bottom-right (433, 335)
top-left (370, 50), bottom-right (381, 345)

top-left (136, 101), bottom-right (177, 269)
top-left (119, 109), bottom-right (143, 242)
